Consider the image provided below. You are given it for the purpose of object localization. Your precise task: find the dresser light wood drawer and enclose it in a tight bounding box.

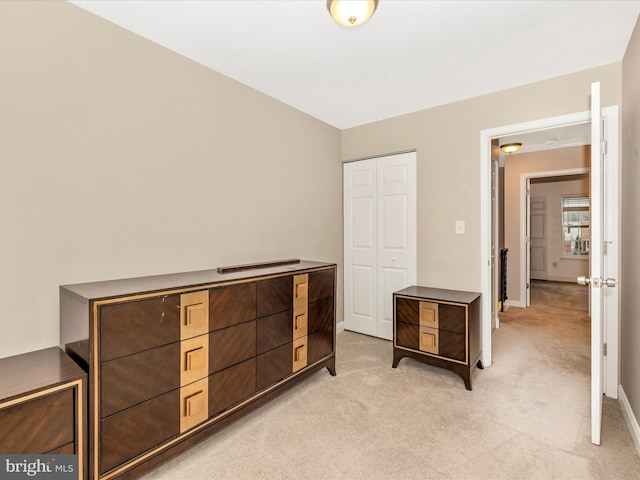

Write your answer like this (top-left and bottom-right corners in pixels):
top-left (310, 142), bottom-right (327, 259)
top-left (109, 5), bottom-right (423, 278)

top-left (292, 337), bottom-right (308, 373)
top-left (180, 378), bottom-right (208, 433)
top-left (180, 291), bottom-right (209, 340)
top-left (180, 335), bottom-right (209, 387)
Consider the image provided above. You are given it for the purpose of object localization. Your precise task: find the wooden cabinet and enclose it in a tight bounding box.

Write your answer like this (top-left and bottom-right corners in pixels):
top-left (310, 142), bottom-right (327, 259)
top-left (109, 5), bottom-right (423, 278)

top-left (60, 260), bottom-right (335, 480)
top-left (0, 347), bottom-right (86, 479)
top-left (392, 286), bottom-right (482, 390)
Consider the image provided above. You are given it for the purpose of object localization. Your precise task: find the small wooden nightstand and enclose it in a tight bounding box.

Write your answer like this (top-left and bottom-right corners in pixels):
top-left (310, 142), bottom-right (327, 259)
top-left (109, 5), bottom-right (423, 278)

top-left (393, 286), bottom-right (482, 390)
top-left (0, 347), bottom-right (86, 479)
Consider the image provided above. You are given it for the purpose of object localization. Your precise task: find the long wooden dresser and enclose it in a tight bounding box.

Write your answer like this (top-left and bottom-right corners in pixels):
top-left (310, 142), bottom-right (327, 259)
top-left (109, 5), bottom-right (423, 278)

top-left (59, 260), bottom-right (336, 480)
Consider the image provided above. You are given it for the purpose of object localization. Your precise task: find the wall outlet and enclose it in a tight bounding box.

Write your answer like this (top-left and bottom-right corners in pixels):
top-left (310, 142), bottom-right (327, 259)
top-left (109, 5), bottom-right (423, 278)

top-left (456, 220), bottom-right (465, 235)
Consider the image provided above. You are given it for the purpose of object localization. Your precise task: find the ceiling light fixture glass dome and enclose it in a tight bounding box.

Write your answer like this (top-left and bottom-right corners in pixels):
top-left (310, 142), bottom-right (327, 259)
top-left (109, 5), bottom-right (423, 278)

top-left (327, 0), bottom-right (379, 27)
top-left (500, 143), bottom-right (522, 154)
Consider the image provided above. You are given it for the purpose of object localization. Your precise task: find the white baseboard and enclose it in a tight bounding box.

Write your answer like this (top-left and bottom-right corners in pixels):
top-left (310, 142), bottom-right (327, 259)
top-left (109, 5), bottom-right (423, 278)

top-left (505, 299), bottom-right (526, 308)
top-left (618, 385), bottom-right (640, 458)
top-left (336, 321), bottom-right (344, 334)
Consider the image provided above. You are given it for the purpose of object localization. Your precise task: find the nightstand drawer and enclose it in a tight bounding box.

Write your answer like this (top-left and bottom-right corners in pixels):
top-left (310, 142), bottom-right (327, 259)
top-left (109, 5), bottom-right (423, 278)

top-left (0, 388), bottom-right (74, 454)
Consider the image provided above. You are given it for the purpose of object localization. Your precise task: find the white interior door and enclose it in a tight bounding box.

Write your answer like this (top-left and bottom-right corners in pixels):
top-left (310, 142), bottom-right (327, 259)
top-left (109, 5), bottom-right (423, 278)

top-left (525, 178), bottom-right (531, 307)
top-left (491, 158), bottom-right (499, 328)
top-left (582, 92), bottom-right (620, 445)
top-left (530, 196), bottom-right (547, 280)
top-left (588, 81), bottom-right (605, 446)
top-left (344, 152), bottom-right (417, 339)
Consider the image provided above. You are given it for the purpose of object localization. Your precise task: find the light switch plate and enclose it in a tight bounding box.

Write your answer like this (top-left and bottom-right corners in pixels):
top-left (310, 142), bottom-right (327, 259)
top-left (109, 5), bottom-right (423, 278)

top-left (456, 220), bottom-right (465, 234)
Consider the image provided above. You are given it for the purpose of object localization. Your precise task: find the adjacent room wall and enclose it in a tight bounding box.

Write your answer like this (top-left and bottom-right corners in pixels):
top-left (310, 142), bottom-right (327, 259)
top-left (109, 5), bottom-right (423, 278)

top-left (0, 2), bottom-right (342, 359)
top-left (503, 147), bottom-right (590, 304)
top-left (530, 177), bottom-right (590, 283)
top-left (341, 68), bottom-right (620, 295)
top-left (621, 15), bottom-right (640, 450)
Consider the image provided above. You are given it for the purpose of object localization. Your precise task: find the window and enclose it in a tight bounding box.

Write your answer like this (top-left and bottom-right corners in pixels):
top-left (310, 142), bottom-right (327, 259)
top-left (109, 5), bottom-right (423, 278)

top-left (562, 195), bottom-right (590, 256)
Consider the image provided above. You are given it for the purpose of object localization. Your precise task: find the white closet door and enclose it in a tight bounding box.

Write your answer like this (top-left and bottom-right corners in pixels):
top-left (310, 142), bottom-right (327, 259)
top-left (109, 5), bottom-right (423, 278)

top-left (344, 158), bottom-right (378, 336)
top-left (344, 152), bottom-right (417, 339)
top-left (376, 153), bottom-right (417, 339)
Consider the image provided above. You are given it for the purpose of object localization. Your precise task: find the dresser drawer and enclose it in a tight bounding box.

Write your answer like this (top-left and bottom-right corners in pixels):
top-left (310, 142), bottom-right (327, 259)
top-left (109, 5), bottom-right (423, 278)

top-left (101, 342), bottom-right (180, 418)
top-left (396, 322), bottom-right (419, 350)
top-left (0, 388), bottom-right (74, 454)
top-left (48, 442), bottom-right (75, 454)
top-left (209, 321), bottom-right (256, 373)
top-left (308, 328), bottom-right (333, 364)
top-left (209, 358), bottom-right (257, 416)
top-left (256, 342), bottom-right (292, 390)
top-left (209, 283), bottom-right (257, 331)
top-left (438, 303), bottom-right (466, 334)
top-left (257, 310), bottom-right (292, 354)
top-left (395, 297), bottom-right (420, 325)
top-left (100, 390), bottom-right (179, 475)
top-left (257, 276), bottom-right (292, 317)
top-left (308, 269), bottom-right (334, 303)
top-left (100, 295), bottom-right (181, 362)
top-left (438, 330), bottom-right (466, 362)
top-left (308, 297), bottom-right (334, 334)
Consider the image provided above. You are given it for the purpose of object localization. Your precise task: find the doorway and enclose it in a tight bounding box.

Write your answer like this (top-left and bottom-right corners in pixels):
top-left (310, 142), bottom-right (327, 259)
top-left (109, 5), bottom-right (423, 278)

top-left (479, 107), bottom-right (620, 400)
top-left (519, 168), bottom-right (591, 308)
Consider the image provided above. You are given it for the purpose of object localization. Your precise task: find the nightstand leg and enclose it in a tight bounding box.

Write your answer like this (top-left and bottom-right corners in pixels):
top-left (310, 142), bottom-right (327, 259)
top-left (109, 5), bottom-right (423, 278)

top-left (326, 357), bottom-right (337, 376)
top-left (392, 348), bottom-right (403, 368)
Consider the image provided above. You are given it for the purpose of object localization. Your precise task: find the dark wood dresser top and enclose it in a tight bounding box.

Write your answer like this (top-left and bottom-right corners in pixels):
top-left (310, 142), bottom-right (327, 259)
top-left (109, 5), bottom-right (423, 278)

top-left (394, 286), bottom-right (481, 305)
top-left (0, 347), bottom-right (86, 402)
top-left (60, 260), bottom-right (336, 302)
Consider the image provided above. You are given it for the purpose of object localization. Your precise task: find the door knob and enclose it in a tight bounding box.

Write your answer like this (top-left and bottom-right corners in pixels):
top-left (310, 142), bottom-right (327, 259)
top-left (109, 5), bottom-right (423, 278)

top-left (577, 276), bottom-right (617, 287)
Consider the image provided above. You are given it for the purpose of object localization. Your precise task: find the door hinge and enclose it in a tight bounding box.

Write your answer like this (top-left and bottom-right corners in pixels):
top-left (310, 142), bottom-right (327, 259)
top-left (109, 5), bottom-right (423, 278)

top-left (603, 343), bottom-right (608, 356)
top-left (602, 140), bottom-right (608, 155)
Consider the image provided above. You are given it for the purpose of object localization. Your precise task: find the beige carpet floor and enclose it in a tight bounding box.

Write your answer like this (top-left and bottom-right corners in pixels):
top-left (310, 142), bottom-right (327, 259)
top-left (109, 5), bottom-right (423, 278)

top-left (140, 281), bottom-right (640, 479)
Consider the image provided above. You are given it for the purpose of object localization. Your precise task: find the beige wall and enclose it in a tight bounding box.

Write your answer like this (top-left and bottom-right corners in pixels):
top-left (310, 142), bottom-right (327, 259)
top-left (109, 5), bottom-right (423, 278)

top-left (621, 16), bottom-right (640, 435)
top-left (504, 147), bottom-right (590, 303)
top-left (530, 177), bottom-right (590, 283)
top-left (0, 2), bottom-right (342, 359)
top-left (342, 67), bottom-right (621, 295)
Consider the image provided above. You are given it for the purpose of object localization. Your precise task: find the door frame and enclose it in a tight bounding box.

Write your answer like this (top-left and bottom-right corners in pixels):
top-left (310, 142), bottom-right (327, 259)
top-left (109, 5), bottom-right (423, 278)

top-left (480, 107), bottom-right (619, 398)
top-left (519, 168), bottom-right (590, 308)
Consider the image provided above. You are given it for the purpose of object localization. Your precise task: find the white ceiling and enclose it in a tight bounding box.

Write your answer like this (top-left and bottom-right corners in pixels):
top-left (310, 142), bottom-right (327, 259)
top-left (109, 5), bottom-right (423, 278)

top-left (69, 0), bottom-right (640, 130)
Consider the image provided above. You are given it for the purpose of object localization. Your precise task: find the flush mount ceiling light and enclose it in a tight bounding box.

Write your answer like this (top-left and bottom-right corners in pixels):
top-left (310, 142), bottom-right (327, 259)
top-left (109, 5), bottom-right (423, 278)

top-left (327, 0), bottom-right (379, 27)
top-left (500, 143), bottom-right (522, 154)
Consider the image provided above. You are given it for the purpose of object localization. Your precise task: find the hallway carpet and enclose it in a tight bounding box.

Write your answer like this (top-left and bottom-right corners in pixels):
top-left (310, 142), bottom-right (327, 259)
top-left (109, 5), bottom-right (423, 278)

top-left (140, 282), bottom-right (639, 479)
